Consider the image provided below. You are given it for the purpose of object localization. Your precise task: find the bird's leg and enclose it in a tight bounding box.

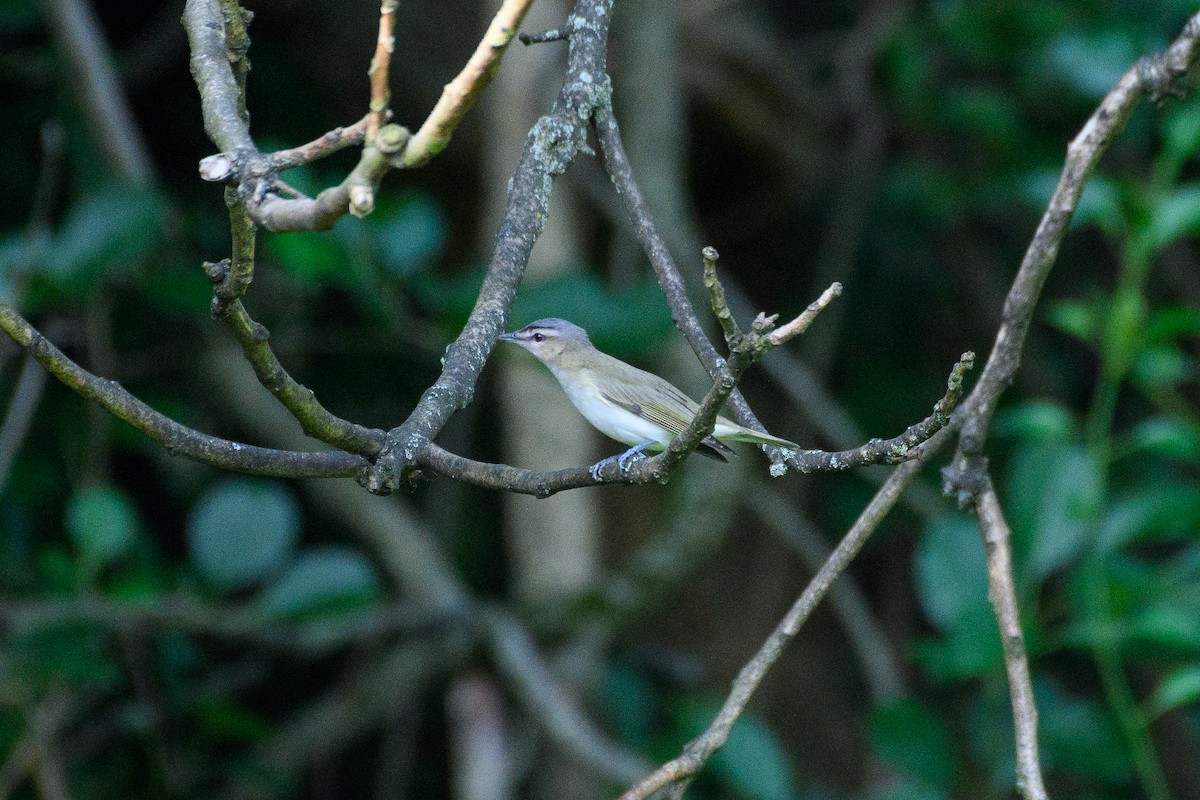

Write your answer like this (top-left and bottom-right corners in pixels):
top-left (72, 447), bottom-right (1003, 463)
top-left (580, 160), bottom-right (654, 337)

top-left (589, 441), bottom-right (654, 480)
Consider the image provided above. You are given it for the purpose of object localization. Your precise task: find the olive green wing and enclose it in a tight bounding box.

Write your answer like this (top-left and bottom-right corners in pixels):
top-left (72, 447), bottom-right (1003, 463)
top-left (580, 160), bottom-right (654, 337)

top-left (600, 371), bottom-right (735, 461)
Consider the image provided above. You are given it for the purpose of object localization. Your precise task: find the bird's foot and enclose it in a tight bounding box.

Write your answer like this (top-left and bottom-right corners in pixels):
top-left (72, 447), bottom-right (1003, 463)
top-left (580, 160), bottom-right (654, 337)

top-left (589, 456), bottom-right (617, 481)
top-left (618, 442), bottom-right (652, 470)
top-left (589, 442), bottom-right (653, 481)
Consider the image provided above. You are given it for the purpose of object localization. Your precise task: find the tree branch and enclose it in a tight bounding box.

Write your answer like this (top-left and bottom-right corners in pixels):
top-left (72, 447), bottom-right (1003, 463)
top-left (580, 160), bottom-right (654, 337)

top-left (945, 11), bottom-right (1200, 504)
top-left (363, 0), bottom-right (616, 494)
top-left (184, 0), bottom-right (534, 232)
top-left (619, 426), bottom-right (953, 800)
top-left (396, 0), bottom-right (535, 168)
top-left (37, 0), bottom-right (157, 185)
top-left (0, 300), bottom-right (367, 478)
top-left (203, 194), bottom-right (388, 457)
top-left (975, 478), bottom-right (1049, 800)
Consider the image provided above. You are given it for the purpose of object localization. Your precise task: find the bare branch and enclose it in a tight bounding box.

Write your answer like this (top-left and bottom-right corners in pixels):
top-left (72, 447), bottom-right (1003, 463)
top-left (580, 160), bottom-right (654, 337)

top-left (0, 300), bottom-right (367, 479)
top-left (397, 0), bottom-right (536, 168)
top-left (976, 479), bottom-right (1049, 800)
top-left (784, 350), bottom-right (974, 475)
top-left (366, 0), bottom-right (399, 141)
top-left (481, 608), bottom-right (650, 784)
top-left (184, 0), bottom-right (533, 232)
top-left (204, 196), bottom-right (387, 456)
top-left (363, 0), bottom-right (616, 494)
top-left (767, 282), bottom-right (843, 346)
top-left (0, 595), bottom-right (459, 656)
top-left (0, 355), bottom-right (48, 492)
top-left (183, 0), bottom-right (254, 153)
top-left (37, 0), bottom-right (157, 184)
top-left (620, 427), bottom-right (953, 800)
top-left (945, 11), bottom-right (1200, 504)
top-left (269, 117), bottom-right (370, 171)
top-left (702, 246), bottom-right (739, 344)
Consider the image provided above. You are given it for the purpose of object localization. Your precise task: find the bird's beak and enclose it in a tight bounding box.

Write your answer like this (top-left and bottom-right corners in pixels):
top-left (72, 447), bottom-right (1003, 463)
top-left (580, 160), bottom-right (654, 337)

top-left (497, 331), bottom-right (518, 343)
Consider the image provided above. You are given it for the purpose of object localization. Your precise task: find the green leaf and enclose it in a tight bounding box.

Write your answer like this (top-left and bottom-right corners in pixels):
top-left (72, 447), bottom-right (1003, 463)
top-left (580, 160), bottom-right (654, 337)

top-left (65, 484), bottom-right (139, 571)
top-left (187, 479), bottom-right (300, 591)
top-left (1073, 177), bottom-right (1125, 238)
top-left (1128, 605), bottom-right (1200, 654)
top-left (675, 701), bottom-right (795, 800)
top-left (1044, 298), bottom-right (1099, 343)
top-left (1006, 443), bottom-right (1101, 584)
top-left (914, 516), bottom-right (988, 631)
top-left (1036, 681), bottom-right (1132, 783)
top-left (991, 399), bottom-right (1077, 442)
top-left (913, 604), bottom-right (1004, 683)
top-left (869, 698), bottom-right (958, 788)
top-left (39, 187), bottom-right (165, 295)
top-left (1100, 482), bottom-right (1200, 550)
top-left (1132, 345), bottom-right (1190, 389)
top-left (256, 546), bottom-right (380, 618)
top-left (603, 662), bottom-right (658, 747)
top-left (1041, 30), bottom-right (1138, 99)
top-left (1148, 665), bottom-right (1200, 718)
top-left (191, 697), bottom-right (274, 742)
top-left (1145, 304), bottom-right (1200, 343)
top-left (1146, 184), bottom-right (1200, 252)
top-left (1162, 99), bottom-right (1200, 178)
top-left (373, 193), bottom-right (446, 277)
top-left (139, 262), bottom-right (212, 317)
top-left (265, 230), bottom-right (346, 286)
top-left (861, 781), bottom-right (947, 800)
top-left (1125, 417), bottom-right (1200, 461)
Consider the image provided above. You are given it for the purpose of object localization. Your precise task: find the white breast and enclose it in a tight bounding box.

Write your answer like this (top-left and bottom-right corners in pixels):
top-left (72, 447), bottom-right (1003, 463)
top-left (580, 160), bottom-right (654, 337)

top-left (553, 372), bottom-right (670, 448)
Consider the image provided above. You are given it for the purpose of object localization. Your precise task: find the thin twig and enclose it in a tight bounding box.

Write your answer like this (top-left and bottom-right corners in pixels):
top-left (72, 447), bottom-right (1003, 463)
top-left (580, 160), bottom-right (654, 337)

top-left (767, 282), bottom-right (842, 345)
top-left (205, 196), bottom-right (387, 456)
top-left (269, 116), bottom-right (370, 171)
top-left (366, 0), bottom-right (399, 141)
top-left (619, 427), bottom-right (953, 800)
top-left (36, 0), bottom-right (156, 184)
top-left (362, 0), bottom-right (616, 494)
top-left (750, 482), bottom-right (905, 702)
top-left (0, 595), bottom-right (460, 655)
top-left (975, 479), bottom-right (1048, 800)
top-left (702, 247), bottom-right (739, 344)
top-left (397, 0), bottom-right (535, 167)
top-left (0, 354), bottom-right (48, 492)
top-left (0, 299), bottom-right (367, 478)
top-left (184, 0), bottom-right (532, 231)
top-left (946, 11), bottom-right (1200, 505)
top-left (481, 608), bottom-right (650, 784)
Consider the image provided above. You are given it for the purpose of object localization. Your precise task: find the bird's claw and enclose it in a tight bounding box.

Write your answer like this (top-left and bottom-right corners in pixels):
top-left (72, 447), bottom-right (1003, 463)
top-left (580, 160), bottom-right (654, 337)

top-left (617, 448), bottom-right (648, 470)
top-left (588, 457), bottom-right (615, 482)
top-left (589, 443), bottom-right (652, 481)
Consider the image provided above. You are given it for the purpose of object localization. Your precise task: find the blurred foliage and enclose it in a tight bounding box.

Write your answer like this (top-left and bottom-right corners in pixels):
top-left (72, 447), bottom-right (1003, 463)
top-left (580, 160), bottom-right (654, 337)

top-left (0, 0), bottom-right (1198, 798)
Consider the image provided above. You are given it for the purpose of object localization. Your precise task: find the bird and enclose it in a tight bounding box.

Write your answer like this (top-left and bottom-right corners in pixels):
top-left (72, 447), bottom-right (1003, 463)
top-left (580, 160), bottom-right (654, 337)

top-left (497, 318), bottom-right (799, 477)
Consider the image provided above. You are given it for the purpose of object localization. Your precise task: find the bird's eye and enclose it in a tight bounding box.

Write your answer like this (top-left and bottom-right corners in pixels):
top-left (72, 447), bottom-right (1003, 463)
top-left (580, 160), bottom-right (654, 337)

top-left (532, 333), bottom-right (545, 343)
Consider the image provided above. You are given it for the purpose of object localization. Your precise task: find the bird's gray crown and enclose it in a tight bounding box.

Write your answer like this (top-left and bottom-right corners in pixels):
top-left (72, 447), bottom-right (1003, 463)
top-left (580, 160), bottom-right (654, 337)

top-left (514, 318), bottom-right (590, 343)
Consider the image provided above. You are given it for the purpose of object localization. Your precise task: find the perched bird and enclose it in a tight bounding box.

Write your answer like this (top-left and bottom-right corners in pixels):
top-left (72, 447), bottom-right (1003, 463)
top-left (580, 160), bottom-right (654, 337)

top-left (497, 318), bottom-right (799, 476)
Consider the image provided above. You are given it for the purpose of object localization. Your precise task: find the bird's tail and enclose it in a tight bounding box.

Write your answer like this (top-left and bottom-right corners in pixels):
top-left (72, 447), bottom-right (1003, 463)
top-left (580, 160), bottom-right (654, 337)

top-left (725, 426), bottom-right (799, 451)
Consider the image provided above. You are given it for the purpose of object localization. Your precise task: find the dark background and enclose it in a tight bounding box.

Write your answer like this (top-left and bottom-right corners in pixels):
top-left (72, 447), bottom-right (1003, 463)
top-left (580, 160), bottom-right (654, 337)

top-left (1, 1), bottom-right (1199, 798)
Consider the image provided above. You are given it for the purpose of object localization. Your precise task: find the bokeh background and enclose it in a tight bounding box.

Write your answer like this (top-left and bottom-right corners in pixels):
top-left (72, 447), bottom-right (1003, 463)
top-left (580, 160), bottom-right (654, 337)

top-left (2, 0), bottom-right (1200, 798)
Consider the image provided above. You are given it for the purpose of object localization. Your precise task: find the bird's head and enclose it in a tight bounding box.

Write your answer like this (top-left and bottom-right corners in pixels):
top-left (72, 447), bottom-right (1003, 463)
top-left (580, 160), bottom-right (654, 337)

top-left (497, 318), bottom-right (592, 363)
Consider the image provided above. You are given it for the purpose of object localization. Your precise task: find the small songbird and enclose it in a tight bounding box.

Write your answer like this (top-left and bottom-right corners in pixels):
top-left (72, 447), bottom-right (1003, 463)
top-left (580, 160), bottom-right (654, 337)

top-left (497, 318), bottom-right (799, 475)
